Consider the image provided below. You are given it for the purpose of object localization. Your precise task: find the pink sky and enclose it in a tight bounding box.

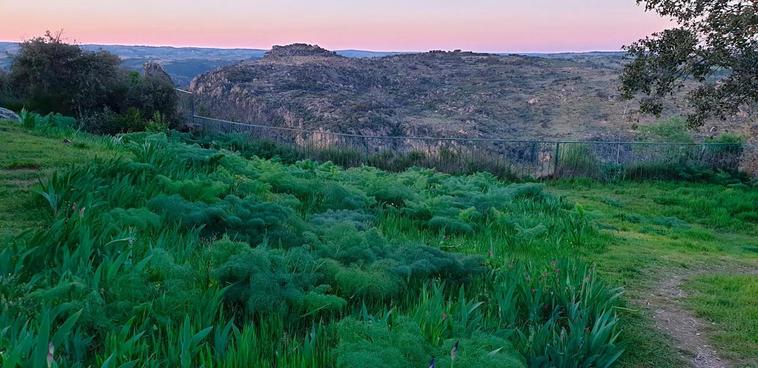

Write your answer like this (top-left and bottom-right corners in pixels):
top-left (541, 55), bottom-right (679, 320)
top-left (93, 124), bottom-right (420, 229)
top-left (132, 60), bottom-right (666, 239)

top-left (0, 0), bottom-right (673, 52)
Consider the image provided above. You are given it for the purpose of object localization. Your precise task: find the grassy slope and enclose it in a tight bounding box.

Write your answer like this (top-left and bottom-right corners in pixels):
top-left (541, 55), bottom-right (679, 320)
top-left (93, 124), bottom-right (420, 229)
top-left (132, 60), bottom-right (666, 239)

top-left (552, 181), bottom-right (758, 367)
top-left (1, 120), bottom-right (756, 366)
top-left (0, 123), bottom-right (117, 238)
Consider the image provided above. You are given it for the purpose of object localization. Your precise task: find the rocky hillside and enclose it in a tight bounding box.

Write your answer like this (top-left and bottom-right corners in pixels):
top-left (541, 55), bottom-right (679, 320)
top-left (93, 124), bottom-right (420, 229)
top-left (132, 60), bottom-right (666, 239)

top-left (189, 44), bottom-right (755, 141)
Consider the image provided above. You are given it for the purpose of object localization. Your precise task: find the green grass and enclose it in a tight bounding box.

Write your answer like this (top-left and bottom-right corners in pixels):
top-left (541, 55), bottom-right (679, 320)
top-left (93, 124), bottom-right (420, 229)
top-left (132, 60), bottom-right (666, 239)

top-left (684, 274), bottom-right (758, 366)
top-left (0, 122), bottom-right (117, 237)
top-left (0, 119), bottom-right (756, 367)
top-left (551, 179), bottom-right (758, 367)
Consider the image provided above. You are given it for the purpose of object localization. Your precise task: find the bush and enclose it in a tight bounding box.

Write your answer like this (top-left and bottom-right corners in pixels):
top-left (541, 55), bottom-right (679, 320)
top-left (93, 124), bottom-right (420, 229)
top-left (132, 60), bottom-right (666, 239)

top-left (7, 32), bottom-right (177, 133)
top-left (334, 285), bottom-right (527, 368)
top-left (556, 144), bottom-right (603, 179)
top-left (146, 112), bottom-right (169, 132)
top-left (18, 108), bottom-right (35, 129)
top-left (9, 32), bottom-right (123, 116)
top-left (79, 107), bottom-right (146, 134)
top-left (637, 117), bottom-right (694, 143)
top-left (120, 71), bottom-right (178, 124)
top-left (0, 70), bottom-right (11, 108)
top-left (491, 260), bottom-right (624, 367)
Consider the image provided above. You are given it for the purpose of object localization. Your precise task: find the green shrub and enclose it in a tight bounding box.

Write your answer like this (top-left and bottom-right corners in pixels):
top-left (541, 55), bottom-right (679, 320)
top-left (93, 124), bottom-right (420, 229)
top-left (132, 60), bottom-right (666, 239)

top-left (9, 32), bottom-right (122, 116)
top-left (7, 32), bottom-right (176, 133)
top-left (491, 260), bottom-right (624, 367)
top-left (335, 317), bottom-right (429, 368)
top-left (557, 144), bottom-right (603, 179)
top-left (18, 108), bottom-right (35, 129)
top-left (310, 210), bottom-right (375, 231)
top-left (320, 182), bottom-right (373, 210)
top-left (637, 117), bottom-right (694, 143)
top-left (427, 216), bottom-right (474, 235)
top-left (366, 179), bottom-right (417, 207)
top-left (146, 111), bottom-right (169, 132)
top-left (156, 175), bottom-right (229, 202)
top-left (334, 285), bottom-right (527, 368)
top-left (212, 246), bottom-right (307, 316)
top-left (79, 107), bottom-right (146, 134)
top-left (148, 194), bottom-right (303, 246)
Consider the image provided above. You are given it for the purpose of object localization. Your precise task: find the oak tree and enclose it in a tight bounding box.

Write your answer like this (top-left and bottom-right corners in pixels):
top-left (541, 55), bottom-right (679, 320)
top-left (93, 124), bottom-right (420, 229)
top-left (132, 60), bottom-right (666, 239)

top-left (621, 0), bottom-right (758, 126)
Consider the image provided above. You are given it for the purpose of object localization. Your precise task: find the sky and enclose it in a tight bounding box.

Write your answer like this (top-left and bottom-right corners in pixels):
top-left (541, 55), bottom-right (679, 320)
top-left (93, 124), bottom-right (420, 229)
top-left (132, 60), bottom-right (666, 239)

top-left (0, 0), bottom-right (673, 52)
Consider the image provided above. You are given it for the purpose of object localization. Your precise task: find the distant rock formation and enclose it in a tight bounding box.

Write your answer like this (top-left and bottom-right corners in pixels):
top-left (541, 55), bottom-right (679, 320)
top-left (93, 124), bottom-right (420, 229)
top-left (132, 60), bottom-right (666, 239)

top-left (265, 44), bottom-right (340, 59)
top-left (143, 62), bottom-right (175, 86)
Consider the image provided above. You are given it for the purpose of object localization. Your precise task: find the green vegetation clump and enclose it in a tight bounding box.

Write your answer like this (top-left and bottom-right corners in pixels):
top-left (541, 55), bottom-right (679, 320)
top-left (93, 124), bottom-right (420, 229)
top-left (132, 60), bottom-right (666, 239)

top-left (637, 117), bottom-right (694, 143)
top-left (2, 32), bottom-right (177, 134)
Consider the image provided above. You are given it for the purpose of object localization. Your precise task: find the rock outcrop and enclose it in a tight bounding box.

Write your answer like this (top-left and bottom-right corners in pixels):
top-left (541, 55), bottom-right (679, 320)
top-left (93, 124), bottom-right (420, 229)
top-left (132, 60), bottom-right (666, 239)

top-left (265, 44), bottom-right (340, 59)
top-left (0, 107), bottom-right (19, 121)
top-left (143, 62), bottom-right (175, 86)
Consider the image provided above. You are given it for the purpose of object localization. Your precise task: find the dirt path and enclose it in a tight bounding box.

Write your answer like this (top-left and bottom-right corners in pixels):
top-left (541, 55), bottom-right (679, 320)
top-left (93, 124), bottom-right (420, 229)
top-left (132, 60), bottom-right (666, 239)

top-left (643, 270), bottom-right (730, 368)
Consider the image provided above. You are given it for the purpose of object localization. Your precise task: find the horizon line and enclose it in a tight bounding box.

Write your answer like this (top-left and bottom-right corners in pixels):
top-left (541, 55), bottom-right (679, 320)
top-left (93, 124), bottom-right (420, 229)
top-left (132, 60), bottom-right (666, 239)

top-left (0, 39), bottom-right (627, 55)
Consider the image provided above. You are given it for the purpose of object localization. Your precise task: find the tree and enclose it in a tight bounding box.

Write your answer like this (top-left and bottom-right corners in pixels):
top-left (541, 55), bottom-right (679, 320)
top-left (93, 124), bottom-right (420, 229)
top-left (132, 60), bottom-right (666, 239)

top-left (9, 31), bottom-right (123, 116)
top-left (8, 32), bottom-right (178, 133)
top-left (621, 0), bottom-right (758, 127)
top-left (122, 70), bottom-right (178, 122)
top-left (0, 69), bottom-right (8, 102)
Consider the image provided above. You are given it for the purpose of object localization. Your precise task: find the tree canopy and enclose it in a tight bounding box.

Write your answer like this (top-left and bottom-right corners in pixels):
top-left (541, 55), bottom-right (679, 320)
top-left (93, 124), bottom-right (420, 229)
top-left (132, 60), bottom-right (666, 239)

top-left (9, 31), bottom-right (122, 116)
top-left (6, 31), bottom-right (177, 133)
top-left (621, 0), bottom-right (758, 127)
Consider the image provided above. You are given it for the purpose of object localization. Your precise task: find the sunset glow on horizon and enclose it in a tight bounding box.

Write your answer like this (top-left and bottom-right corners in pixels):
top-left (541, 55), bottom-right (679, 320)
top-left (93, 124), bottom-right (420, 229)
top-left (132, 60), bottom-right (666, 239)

top-left (0, 0), bottom-right (674, 52)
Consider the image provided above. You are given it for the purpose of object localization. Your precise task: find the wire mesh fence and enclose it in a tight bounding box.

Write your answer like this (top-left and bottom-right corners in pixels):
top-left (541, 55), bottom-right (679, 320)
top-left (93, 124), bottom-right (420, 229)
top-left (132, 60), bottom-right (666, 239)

top-left (190, 115), bottom-right (754, 181)
top-left (177, 89), bottom-right (753, 181)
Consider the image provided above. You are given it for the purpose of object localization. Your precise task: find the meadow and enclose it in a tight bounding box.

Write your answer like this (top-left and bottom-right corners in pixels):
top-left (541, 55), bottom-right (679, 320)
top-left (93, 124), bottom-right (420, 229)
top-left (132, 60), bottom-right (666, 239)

top-left (0, 119), bottom-right (756, 367)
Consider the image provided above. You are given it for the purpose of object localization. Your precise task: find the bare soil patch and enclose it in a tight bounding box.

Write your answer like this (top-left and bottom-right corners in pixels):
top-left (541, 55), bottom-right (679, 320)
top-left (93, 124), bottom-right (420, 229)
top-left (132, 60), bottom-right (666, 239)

top-left (642, 266), bottom-right (758, 368)
top-left (645, 271), bottom-right (730, 368)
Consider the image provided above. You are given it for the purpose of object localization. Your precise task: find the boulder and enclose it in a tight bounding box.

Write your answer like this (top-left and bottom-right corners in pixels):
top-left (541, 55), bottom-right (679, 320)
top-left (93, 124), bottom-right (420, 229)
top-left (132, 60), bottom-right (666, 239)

top-left (0, 107), bottom-right (19, 122)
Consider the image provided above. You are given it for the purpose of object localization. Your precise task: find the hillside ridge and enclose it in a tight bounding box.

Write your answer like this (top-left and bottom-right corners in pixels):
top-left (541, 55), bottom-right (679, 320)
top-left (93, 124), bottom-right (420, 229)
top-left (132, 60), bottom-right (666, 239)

top-left (188, 43), bottom-right (755, 141)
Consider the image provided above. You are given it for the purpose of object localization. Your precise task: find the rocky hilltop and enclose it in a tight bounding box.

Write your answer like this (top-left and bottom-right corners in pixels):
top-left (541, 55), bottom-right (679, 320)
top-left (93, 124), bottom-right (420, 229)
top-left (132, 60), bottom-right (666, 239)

top-left (189, 44), bottom-right (753, 140)
top-left (266, 43), bottom-right (340, 59)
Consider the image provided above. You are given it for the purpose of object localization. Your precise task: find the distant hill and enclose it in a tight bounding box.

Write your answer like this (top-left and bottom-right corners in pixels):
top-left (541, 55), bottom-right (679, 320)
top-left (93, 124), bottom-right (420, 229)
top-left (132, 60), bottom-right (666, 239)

top-left (81, 44), bottom-right (267, 86)
top-left (0, 42), bottom-right (19, 70)
top-left (190, 44), bottom-right (755, 141)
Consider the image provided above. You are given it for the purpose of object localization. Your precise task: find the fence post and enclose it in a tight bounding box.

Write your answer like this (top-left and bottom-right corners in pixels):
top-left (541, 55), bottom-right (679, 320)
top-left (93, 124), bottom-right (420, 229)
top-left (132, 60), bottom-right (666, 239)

top-left (554, 142), bottom-right (561, 178)
top-left (189, 92), bottom-right (196, 126)
top-left (616, 142), bottom-right (621, 165)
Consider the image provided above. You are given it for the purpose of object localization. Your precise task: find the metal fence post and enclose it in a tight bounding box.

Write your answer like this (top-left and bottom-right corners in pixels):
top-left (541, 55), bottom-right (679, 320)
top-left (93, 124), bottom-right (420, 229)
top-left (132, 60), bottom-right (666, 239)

top-left (616, 142), bottom-right (621, 165)
top-left (554, 142), bottom-right (561, 178)
top-left (190, 92), bottom-right (196, 125)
